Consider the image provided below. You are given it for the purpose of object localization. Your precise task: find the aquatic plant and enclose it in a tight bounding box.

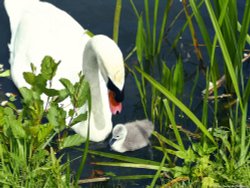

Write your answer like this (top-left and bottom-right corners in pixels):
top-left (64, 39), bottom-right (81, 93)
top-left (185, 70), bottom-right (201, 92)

top-left (89, 0), bottom-right (250, 187)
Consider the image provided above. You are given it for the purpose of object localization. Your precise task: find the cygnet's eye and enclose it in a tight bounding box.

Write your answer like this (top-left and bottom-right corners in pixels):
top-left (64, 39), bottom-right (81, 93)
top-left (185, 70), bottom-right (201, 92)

top-left (115, 135), bottom-right (120, 139)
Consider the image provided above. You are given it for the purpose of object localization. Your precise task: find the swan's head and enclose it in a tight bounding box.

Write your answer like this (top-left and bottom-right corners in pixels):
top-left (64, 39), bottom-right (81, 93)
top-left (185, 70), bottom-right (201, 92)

top-left (109, 124), bottom-right (127, 152)
top-left (88, 35), bottom-right (125, 115)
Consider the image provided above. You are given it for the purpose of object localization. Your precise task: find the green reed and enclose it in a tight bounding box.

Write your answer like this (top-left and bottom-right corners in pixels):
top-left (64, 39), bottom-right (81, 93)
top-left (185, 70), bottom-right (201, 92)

top-left (92, 0), bottom-right (250, 187)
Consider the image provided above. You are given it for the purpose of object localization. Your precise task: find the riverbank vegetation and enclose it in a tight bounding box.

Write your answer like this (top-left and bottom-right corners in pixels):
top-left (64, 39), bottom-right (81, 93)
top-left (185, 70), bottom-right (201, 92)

top-left (93, 0), bottom-right (250, 187)
top-left (0, 0), bottom-right (249, 187)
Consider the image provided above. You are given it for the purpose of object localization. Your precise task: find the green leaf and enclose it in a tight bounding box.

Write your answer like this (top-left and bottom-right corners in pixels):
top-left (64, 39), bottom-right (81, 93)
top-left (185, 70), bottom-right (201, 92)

top-left (60, 134), bottom-right (85, 149)
top-left (136, 15), bottom-right (145, 63)
top-left (74, 78), bottom-right (90, 108)
top-left (33, 74), bottom-right (47, 92)
top-left (60, 78), bottom-right (75, 95)
top-left (4, 108), bottom-right (26, 138)
top-left (19, 87), bottom-right (33, 103)
top-left (9, 119), bottom-right (26, 139)
top-left (0, 70), bottom-right (10, 77)
top-left (57, 89), bottom-right (69, 102)
top-left (23, 72), bottom-right (36, 85)
top-left (38, 123), bottom-right (54, 143)
top-left (47, 103), bottom-right (66, 132)
top-left (70, 113), bottom-right (88, 126)
top-left (172, 57), bottom-right (184, 95)
top-left (41, 56), bottom-right (60, 80)
top-left (43, 88), bottom-right (59, 97)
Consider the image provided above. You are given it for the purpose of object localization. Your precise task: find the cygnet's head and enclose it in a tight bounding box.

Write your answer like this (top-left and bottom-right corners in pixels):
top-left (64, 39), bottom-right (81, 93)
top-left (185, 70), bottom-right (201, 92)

top-left (110, 124), bottom-right (127, 141)
top-left (109, 124), bottom-right (127, 152)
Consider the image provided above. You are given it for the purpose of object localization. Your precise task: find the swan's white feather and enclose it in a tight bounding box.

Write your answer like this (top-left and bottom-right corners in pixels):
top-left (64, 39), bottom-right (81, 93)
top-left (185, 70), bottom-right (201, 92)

top-left (4, 0), bottom-right (125, 142)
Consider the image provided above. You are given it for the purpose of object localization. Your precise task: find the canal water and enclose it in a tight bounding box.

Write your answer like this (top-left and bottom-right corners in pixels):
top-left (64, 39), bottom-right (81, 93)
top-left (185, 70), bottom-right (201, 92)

top-left (0, 1), bottom-right (249, 187)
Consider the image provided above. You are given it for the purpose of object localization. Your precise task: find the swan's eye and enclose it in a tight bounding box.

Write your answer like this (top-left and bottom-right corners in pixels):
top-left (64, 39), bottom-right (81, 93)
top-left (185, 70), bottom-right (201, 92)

top-left (107, 79), bottom-right (124, 102)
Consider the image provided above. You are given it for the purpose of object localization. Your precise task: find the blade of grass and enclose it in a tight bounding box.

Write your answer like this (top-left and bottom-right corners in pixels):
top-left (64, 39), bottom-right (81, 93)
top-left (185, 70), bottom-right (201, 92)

top-left (144, 0), bottom-right (151, 54)
top-left (112, 175), bottom-right (154, 180)
top-left (149, 154), bottom-right (166, 188)
top-left (87, 149), bottom-right (161, 166)
top-left (152, 0), bottom-right (159, 55)
top-left (156, 0), bottom-right (172, 54)
top-left (75, 91), bottom-right (91, 184)
top-left (129, 0), bottom-right (140, 18)
top-left (113, 0), bottom-right (122, 43)
top-left (163, 99), bottom-right (185, 150)
top-left (92, 162), bottom-right (170, 172)
top-left (153, 131), bottom-right (182, 151)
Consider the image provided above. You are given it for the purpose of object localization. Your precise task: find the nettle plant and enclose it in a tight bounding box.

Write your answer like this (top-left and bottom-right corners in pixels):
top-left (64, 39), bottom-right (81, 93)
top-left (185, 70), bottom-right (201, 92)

top-left (0, 56), bottom-right (89, 186)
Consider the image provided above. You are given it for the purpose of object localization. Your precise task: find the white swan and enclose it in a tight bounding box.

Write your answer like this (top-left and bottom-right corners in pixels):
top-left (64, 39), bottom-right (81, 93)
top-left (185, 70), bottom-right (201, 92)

top-left (109, 119), bottom-right (154, 153)
top-left (4, 0), bottom-right (125, 142)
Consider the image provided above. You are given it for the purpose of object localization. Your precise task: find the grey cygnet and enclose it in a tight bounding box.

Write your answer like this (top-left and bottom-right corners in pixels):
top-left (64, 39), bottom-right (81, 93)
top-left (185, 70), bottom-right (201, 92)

top-left (109, 119), bottom-right (154, 153)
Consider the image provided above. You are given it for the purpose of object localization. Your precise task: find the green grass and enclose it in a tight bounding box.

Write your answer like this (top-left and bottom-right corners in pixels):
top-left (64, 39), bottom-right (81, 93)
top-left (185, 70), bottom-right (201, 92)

top-left (93, 0), bottom-right (250, 187)
top-left (1, 0), bottom-right (250, 187)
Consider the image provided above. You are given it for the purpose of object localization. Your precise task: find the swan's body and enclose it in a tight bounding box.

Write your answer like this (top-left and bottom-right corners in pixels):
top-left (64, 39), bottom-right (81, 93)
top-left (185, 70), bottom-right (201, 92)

top-left (109, 119), bottom-right (154, 153)
top-left (4, 0), bottom-right (125, 142)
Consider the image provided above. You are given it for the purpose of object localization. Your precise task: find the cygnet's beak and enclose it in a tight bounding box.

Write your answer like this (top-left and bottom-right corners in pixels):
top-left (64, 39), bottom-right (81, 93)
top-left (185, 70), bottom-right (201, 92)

top-left (108, 90), bottom-right (122, 115)
top-left (109, 137), bottom-right (116, 146)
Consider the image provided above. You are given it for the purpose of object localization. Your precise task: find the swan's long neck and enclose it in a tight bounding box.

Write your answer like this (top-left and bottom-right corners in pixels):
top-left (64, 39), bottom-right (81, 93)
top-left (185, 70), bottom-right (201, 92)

top-left (82, 41), bottom-right (112, 137)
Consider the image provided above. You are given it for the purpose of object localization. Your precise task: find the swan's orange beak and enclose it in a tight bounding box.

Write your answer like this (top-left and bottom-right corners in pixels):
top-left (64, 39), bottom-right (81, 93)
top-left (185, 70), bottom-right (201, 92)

top-left (108, 90), bottom-right (122, 115)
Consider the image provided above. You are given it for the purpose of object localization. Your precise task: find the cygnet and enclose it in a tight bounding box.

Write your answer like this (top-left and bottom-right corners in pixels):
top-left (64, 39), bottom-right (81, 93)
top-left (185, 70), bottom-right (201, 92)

top-left (109, 119), bottom-right (154, 153)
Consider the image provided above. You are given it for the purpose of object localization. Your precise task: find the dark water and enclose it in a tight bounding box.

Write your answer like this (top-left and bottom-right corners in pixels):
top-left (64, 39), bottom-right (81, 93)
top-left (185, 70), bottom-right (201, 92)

top-left (0, 1), bottom-right (249, 187)
top-left (0, 1), bottom-right (170, 187)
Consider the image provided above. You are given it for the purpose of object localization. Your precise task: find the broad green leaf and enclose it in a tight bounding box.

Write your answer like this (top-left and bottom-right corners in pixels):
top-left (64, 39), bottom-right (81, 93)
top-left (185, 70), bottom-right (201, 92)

top-left (60, 78), bottom-right (75, 95)
top-left (54, 88), bottom-right (69, 103)
top-left (19, 87), bottom-right (33, 103)
top-left (41, 56), bottom-right (60, 80)
top-left (34, 74), bottom-right (47, 90)
top-left (9, 119), bottom-right (26, 139)
top-left (172, 166), bottom-right (190, 177)
top-left (43, 88), bottom-right (59, 97)
top-left (3, 107), bottom-right (15, 137)
top-left (47, 103), bottom-right (66, 132)
top-left (38, 123), bottom-right (54, 143)
top-left (70, 113), bottom-right (88, 126)
top-left (60, 134), bottom-right (85, 149)
top-left (23, 72), bottom-right (36, 85)
top-left (74, 78), bottom-right (90, 108)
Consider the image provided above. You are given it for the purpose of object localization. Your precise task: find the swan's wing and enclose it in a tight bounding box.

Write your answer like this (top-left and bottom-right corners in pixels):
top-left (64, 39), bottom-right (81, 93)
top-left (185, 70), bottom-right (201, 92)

top-left (10, 1), bottom-right (88, 88)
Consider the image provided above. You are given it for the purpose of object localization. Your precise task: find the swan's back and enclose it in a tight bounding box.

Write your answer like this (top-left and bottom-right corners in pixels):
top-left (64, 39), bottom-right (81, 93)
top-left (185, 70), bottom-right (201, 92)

top-left (5, 0), bottom-right (89, 89)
